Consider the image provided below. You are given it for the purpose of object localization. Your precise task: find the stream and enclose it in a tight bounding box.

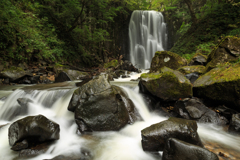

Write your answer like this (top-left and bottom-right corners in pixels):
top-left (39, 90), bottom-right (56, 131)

top-left (0, 72), bottom-right (240, 160)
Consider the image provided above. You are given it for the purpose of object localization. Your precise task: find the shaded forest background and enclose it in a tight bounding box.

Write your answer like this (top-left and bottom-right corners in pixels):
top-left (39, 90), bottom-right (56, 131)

top-left (0, 0), bottom-right (239, 68)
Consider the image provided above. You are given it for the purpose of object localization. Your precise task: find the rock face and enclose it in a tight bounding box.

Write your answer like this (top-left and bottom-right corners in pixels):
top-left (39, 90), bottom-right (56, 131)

top-left (228, 113), bottom-right (240, 135)
top-left (72, 74), bottom-right (142, 132)
top-left (189, 53), bottom-right (207, 66)
top-left (139, 67), bottom-right (192, 101)
top-left (141, 117), bottom-right (203, 152)
top-left (206, 36), bottom-right (240, 72)
top-left (150, 51), bottom-right (187, 72)
top-left (8, 115), bottom-right (60, 148)
top-left (193, 63), bottom-right (240, 111)
top-left (162, 138), bottom-right (219, 160)
top-left (174, 98), bottom-right (227, 125)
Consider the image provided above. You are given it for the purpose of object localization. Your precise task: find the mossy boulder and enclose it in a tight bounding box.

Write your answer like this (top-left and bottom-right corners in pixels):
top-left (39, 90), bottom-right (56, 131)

top-left (177, 65), bottom-right (205, 75)
top-left (205, 36), bottom-right (240, 72)
top-left (150, 51), bottom-right (187, 73)
top-left (193, 63), bottom-right (240, 111)
top-left (104, 59), bottom-right (120, 69)
top-left (188, 53), bottom-right (207, 66)
top-left (0, 67), bottom-right (32, 82)
top-left (139, 67), bottom-right (192, 101)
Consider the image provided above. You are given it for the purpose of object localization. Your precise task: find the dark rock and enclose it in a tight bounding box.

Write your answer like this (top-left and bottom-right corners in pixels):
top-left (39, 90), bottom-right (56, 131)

top-left (174, 98), bottom-right (227, 125)
top-left (19, 141), bottom-right (52, 157)
top-left (29, 76), bottom-right (40, 84)
top-left (139, 67), bottom-right (192, 101)
top-left (215, 105), bottom-right (238, 120)
top-left (150, 51), bottom-right (187, 72)
top-left (141, 117), bottom-right (203, 152)
top-left (11, 139), bottom-right (28, 151)
top-left (8, 115), bottom-right (60, 147)
top-left (228, 113), bottom-right (240, 135)
top-left (55, 72), bottom-right (71, 82)
top-left (115, 70), bottom-right (129, 78)
top-left (163, 138), bottom-right (219, 160)
top-left (189, 53), bottom-right (207, 66)
top-left (55, 70), bottom-right (90, 83)
top-left (73, 74), bottom-right (142, 132)
top-left (3, 78), bottom-right (10, 84)
top-left (185, 72), bottom-right (199, 84)
top-left (117, 60), bottom-right (139, 72)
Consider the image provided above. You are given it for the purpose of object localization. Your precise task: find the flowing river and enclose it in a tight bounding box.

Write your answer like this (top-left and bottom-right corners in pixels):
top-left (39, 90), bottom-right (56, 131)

top-left (0, 72), bottom-right (240, 160)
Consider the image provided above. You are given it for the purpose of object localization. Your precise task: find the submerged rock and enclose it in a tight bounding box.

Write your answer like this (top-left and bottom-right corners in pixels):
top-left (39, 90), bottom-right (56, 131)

top-left (205, 36), bottom-right (240, 72)
top-left (141, 117), bottom-right (203, 152)
top-left (193, 63), bottom-right (240, 111)
top-left (139, 67), bottom-right (192, 101)
top-left (72, 74), bottom-right (142, 132)
top-left (9, 115), bottom-right (60, 148)
top-left (150, 51), bottom-right (187, 72)
top-left (162, 138), bottom-right (219, 160)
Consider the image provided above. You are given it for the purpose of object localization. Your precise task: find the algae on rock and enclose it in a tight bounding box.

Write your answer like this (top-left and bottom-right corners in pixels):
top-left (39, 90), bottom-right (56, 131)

top-left (193, 63), bottom-right (240, 111)
top-left (150, 51), bottom-right (187, 73)
top-left (139, 67), bottom-right (192, 101)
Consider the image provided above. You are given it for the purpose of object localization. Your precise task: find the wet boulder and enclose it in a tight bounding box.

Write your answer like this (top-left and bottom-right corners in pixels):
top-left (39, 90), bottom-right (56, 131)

top-left (205, 36), bottom-right (240, 72)
top-left (174, 98), bottom-right (227, 125)
top-left (188, 53), bottom-right (207, 66)
top-left (8, 115), bottom-right (60, 149)
top-left (193, 63), bottom-right (240, 111)
top-left (150, 51), bottom-right (187, 72)
top-left (228, 113), bottom-right (240, 135)
top-left (163, 138), bottom-right (219, 160)
top-left (72, 74), bottom-right (142, 132)
top-left (141, 117), bottom-right (203, 152)
top-left (19, 141), bottom-right (53, 158)
top-left (139, 67), bottom-right (192, 101)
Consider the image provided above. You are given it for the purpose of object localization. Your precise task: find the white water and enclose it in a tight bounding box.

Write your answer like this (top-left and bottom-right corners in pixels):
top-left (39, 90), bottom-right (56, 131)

top-left (0, 76), bottom-right (240, 160)
top-left (129, 10), bottom-right (167, 69)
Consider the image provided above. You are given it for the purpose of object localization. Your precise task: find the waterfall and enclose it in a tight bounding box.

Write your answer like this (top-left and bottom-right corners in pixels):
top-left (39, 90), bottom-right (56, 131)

top-left (129, 10), bottom-right (167, 69)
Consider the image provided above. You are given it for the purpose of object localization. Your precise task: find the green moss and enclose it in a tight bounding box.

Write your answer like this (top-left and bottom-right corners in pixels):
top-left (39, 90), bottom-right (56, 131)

top-left (178, 65), bottom-right (205, 75)
top-left (4, 66), bottom-right (24, 72)
top-left (104, 59), bottom-right (119, 68)
top-left (141, 73), bottom-right (162, 79)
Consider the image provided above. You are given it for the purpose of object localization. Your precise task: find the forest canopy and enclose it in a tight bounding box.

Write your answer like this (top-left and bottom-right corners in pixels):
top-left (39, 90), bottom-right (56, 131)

top-left (0, 0), bottom-right (239, 67)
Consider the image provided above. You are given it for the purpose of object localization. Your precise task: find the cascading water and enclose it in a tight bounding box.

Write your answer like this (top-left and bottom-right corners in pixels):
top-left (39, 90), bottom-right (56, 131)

top-left (0, 76), bottom-right (240, 160)
top-left (129, 10), bottom-right (167, 69)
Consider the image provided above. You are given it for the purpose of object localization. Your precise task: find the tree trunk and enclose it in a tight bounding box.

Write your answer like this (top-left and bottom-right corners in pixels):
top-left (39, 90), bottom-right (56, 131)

top-left (183, 0), bottom-right (198, 25)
